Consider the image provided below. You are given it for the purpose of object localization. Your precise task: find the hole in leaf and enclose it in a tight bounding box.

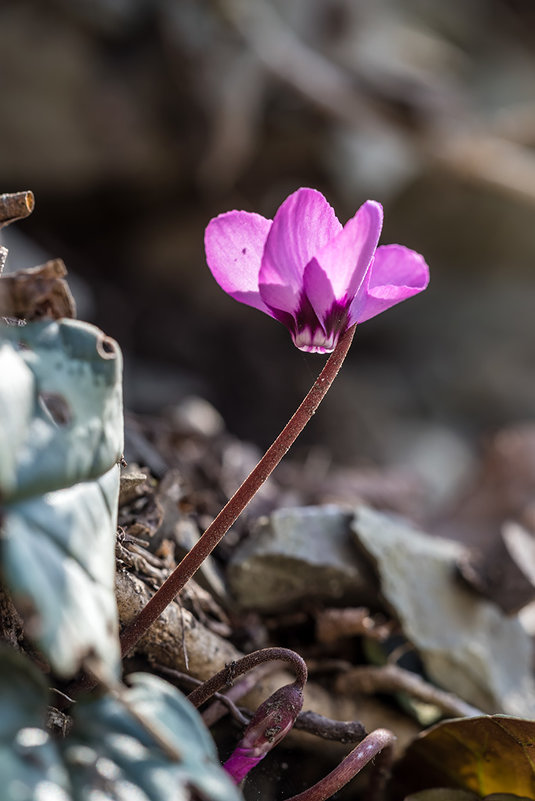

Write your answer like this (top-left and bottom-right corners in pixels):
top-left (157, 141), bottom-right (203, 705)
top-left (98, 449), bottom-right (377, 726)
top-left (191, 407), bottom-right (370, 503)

top-left (97, 335), bottom-right (117, 359)
top-left (39, 392), bottom-right (72, 425)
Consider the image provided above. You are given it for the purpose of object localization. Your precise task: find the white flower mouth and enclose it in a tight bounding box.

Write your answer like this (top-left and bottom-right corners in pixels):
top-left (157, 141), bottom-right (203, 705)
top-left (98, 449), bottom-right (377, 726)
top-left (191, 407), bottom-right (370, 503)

top-left (292, 327), bottom-right (339, 354)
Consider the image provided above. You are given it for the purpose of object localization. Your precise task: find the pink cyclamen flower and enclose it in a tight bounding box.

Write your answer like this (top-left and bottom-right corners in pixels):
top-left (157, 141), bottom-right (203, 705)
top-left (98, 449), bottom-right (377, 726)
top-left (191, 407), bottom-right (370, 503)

top-left (205, 187), bottom-right (429, 353)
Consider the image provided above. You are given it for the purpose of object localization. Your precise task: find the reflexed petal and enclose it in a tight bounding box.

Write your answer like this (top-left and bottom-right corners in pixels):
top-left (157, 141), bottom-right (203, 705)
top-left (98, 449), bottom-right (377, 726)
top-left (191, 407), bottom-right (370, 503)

top-left (259, 188), bottom-right (342, 313)
top-left (205, 210), bottom-right (273, 314)
top-left (305, 200), bottom-right (383, 324)
top-left (351, 244), bottom-right (429, 324)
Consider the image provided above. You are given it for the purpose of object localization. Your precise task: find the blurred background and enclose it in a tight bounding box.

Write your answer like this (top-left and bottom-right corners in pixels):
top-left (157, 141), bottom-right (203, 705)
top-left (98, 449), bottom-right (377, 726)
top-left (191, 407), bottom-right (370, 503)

top-left (2, 0), bottom-right (535, 485)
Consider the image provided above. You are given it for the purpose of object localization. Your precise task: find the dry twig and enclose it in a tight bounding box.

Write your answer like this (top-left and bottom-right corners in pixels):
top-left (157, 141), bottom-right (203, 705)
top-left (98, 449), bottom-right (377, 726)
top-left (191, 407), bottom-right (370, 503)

top-left (216, 0), bottom-right (535, 204)
top-left (0, 191), bottom-right (34, 229)
top-left (336, 664), bottom-right (482, 719)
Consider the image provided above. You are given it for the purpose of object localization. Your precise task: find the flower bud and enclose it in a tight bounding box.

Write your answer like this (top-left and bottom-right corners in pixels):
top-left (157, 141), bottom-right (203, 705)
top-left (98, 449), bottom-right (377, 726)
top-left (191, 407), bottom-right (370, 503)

top-left (223, 682), bottom-right (303, 784)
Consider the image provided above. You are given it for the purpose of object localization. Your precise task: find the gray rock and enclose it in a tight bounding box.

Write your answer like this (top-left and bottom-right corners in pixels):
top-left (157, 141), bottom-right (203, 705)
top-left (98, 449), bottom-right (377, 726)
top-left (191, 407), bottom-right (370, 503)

top-left (350, 505), bottom-right (535, 716)
top-left (228, 505), bottom-right (377, 612)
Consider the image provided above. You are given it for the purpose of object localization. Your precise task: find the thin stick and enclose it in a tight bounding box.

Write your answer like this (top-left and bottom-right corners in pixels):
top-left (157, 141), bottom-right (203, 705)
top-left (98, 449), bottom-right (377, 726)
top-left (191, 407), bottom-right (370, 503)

top-left (187, 647), bottom-right (308, 708)
top-left (154, 664), bottom-right (250, 725)
top-left (294, 711), bottom-right (365, 743)
top-left (120, 325), bottom-right (357, 657)
top-left (201, 660), bottom-right (281, 726)
top-left (0, 246), bottom-right (7, 274)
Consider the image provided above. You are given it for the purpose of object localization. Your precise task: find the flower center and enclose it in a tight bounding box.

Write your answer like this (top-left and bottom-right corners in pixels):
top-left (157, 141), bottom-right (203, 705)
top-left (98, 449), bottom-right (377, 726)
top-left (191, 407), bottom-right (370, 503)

top-left (268, 294), bottom-right (350, 354)
top-left (292, 328), bottom-right (339, 354)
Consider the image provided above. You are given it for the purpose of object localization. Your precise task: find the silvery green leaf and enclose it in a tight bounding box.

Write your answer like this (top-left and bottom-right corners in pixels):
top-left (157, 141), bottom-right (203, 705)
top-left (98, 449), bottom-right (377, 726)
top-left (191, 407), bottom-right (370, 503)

top-left (0, 319), bottom-right (123, 678)
top-left (66, 673), bottom-right (243, 801)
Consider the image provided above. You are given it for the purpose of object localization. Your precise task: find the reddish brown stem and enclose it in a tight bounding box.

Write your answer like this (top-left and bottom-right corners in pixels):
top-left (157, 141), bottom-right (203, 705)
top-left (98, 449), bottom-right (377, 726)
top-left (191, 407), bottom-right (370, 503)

top-left (284, 728), bottom-right (395, 801)
top-left (201, 661), bottom-right (281, 726)
top-left (187, 647), bottom-right (308, 708)
top-left (120, 324), bottom-right (357, 658)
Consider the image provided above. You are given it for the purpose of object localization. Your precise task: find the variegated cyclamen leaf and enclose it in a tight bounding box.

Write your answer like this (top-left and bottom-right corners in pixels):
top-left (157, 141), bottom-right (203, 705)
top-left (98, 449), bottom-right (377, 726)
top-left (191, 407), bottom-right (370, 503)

top-left (0, 319), bottom-right (123, 678)
top-left (0, 648), bottom-right (70, 800)
top-left (65, 673), bottom-right (243, 801)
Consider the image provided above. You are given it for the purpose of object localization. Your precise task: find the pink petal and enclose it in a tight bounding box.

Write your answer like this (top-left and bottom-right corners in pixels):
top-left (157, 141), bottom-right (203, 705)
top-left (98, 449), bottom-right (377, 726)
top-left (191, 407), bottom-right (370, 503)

top-left (259, 188), bottom-right (342, 313)
top-left (302, 258), bottom-right (336, 321)
top-left (224, 747), bottom-right (262, 785)
top-left (304, 200), bottom-right (383, 323)
top-left (352, 244), bottom-right (429, 324)
top-left (205, 210), bottom-right (273, 315)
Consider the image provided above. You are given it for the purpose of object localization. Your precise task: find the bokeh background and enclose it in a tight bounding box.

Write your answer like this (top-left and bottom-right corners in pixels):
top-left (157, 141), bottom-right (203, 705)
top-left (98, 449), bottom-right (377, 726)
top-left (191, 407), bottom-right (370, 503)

top-left (2, 0), bottom-right (535, 490)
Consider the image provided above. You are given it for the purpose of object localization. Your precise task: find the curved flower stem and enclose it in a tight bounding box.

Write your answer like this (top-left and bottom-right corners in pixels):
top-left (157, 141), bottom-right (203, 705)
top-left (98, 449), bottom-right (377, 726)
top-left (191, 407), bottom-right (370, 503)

top-left (120, 324), bottom-right (357, 658)
top-left (201, 661), bottom-right (282, 726)
top-left (284, 728), bottom-right (395, 801)
top-left (187, 647), bottom-right (308, 708)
